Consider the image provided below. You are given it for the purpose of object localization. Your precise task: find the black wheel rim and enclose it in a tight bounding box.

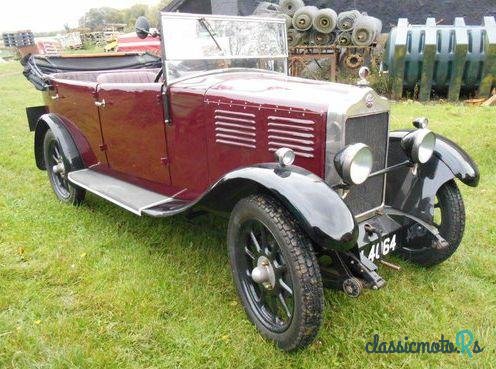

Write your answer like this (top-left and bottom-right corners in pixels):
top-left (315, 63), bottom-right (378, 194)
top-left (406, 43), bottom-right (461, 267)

top-left (236, 219), bottom-right (294, 332)
top-left (47, 140), bottom-right (71, 200)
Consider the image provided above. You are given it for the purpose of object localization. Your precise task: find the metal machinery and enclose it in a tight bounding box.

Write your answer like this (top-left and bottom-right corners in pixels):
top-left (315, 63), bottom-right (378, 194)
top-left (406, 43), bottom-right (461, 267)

top-left (267, 1), bottom-right (383, 81)
top-left (288, 44), bottom-right (377, 81)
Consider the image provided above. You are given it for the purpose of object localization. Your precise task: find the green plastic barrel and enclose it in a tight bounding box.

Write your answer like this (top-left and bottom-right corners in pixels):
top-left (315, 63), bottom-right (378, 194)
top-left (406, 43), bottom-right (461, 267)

top-left (384, 17), bottom-right (496, 101)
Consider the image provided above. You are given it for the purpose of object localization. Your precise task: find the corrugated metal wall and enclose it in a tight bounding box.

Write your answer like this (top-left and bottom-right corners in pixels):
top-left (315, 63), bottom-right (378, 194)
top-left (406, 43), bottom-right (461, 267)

top-left (166, 0), bottom-right (496, 31)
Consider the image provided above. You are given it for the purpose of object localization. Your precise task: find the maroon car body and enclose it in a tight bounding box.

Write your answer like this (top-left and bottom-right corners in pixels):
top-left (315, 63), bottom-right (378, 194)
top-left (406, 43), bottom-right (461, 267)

top-left (43, 71), bottom-right (337, 198)
top-left (23, 12), bottom-right (480, 351)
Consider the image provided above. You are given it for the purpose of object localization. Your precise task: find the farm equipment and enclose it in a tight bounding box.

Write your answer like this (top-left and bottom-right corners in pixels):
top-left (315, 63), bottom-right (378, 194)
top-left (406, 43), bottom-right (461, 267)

top-left (254, 0), bottom-right (383, 81)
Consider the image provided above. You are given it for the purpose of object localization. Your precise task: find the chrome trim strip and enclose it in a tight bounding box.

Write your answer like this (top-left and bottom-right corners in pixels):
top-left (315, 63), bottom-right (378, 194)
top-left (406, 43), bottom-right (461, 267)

top-left (381, 112), bottom-right (391, 212)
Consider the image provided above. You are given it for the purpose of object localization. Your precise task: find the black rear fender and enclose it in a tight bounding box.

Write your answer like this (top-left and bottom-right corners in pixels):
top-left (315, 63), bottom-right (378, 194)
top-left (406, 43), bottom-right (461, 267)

top-left (34, 114), bottom-right (84, 171)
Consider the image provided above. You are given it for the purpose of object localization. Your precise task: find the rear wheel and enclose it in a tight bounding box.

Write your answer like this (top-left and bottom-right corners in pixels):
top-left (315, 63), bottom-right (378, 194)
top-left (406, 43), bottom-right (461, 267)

top-left (43, 129), bottom-right (85, 206)
top-left (227, 195), bottom-right (324, 351)
top-left (397, 180), bottom-right (465, 267)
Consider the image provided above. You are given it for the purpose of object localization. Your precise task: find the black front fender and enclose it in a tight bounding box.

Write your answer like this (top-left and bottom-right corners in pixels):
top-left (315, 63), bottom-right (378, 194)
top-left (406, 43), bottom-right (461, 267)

top-left (386, 131), bottom-right (479, 222)
top-left (34, 113), bottom-right (84, 171)
top-left (390, 130), bottom-right (480, 187)
top-left (197, 164), bottom-right (358, 251)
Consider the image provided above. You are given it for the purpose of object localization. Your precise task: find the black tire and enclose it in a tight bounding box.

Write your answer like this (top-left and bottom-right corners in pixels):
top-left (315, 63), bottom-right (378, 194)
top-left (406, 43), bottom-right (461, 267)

top-left (397, 180), bottom-right (465, 267)
top-left (43, 129), bottom-right (85, 206)
top-left (227, 194), bottom-right (324, 351)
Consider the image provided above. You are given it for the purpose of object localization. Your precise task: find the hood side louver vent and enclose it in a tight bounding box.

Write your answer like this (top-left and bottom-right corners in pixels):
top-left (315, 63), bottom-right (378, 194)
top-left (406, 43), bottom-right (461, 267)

top-left (267, 116), bottom-right (315, 158)
top-left (214, 109), bottom-right (256, 149)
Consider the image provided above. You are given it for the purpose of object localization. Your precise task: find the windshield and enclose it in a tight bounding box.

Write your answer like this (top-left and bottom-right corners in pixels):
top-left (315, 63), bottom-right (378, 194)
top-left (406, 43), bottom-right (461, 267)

top-left (160, 12), bottom-right (288, 83)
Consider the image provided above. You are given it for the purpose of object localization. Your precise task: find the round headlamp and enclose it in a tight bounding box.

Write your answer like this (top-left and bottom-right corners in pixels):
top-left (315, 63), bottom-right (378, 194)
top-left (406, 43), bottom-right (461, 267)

top-left (334, 143), bottom-right (373, 185)
top-left (401, 129), bottom-right (436, 164)
top-left (274, 147), bottom-right (296, 167)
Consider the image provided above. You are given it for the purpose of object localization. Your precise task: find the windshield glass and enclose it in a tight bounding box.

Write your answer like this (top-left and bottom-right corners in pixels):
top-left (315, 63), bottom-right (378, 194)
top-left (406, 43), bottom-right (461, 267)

top-left (161, 13), bottom-right (288, 83)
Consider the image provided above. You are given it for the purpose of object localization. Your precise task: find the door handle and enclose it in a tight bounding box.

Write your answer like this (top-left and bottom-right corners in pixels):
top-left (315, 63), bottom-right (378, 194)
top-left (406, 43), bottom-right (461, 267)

top-left (94, 99), bottom-right (106, 108)
top-left (48, 87), bottom-right (59, 101)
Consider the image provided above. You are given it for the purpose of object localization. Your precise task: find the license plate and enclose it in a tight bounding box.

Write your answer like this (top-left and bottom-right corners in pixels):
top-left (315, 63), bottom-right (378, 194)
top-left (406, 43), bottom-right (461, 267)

top-left (361, 234), bottom-right (398, 262)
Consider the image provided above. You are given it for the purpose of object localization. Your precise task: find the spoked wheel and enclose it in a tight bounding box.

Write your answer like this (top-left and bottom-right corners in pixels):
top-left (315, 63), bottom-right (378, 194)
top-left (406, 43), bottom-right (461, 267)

top-left (397, 180), bottom-right (465, 267)
top-left (43, 129), bottom-right (85, 205)
top-left (228, 195), bottom-right (323, 351)
top-left (238, 219), bottom-right (295, 331)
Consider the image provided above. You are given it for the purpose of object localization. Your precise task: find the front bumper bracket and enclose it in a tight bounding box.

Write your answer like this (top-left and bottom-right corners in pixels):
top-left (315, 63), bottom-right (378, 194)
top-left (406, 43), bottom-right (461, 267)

top-left (384, 206), bottom-right (449, 250)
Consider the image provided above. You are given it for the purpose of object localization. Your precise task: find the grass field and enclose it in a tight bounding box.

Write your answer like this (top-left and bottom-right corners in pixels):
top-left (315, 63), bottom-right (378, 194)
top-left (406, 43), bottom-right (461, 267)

top-left (0, 62), bottom-right (495, 368)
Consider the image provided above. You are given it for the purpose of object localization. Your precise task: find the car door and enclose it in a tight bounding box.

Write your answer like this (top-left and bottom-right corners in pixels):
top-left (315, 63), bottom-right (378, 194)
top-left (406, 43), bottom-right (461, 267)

top-left (50, 79), bottom-right (108, 167)
top-left (96, 82), bottom-right (171, 186)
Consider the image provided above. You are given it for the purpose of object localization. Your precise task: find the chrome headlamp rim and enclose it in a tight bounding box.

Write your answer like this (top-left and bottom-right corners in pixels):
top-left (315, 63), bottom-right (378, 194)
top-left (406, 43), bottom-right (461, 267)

top-left (334, 143), bottom-right (374, 185)
top-left (401, 129), bottom-right (436, 164)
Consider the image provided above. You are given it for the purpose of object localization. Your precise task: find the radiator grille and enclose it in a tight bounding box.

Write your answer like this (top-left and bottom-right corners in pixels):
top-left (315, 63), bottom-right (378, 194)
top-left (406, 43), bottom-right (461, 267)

top-left (344, 112), bottom-right (389, 215)
top-left (214, 109), bottom-right (256, 149)
top-left (267, 116), bottom-right (315, 158)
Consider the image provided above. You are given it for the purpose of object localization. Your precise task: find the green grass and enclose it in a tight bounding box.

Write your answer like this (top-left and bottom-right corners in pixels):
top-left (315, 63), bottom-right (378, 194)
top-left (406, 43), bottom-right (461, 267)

top-left (0, 62), bottom-right (495, 368)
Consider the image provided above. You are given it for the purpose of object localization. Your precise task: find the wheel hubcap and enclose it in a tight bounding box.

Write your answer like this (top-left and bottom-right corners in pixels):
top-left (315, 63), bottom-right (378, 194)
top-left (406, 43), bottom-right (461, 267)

top-left (251, 256), bottom-right (276, 289)
top-left (48, 140), bottom-right (71, 199)
top-left (52, 162), bottom-right (65, 175)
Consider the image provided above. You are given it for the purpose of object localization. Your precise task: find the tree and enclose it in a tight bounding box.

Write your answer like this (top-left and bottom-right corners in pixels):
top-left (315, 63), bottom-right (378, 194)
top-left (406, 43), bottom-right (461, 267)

top-left (79, 7), bottom-right (125, 30)
top-left (78, 1), bottom-right (173, 31)
top-left (123, 4), bottom-right (149, 28)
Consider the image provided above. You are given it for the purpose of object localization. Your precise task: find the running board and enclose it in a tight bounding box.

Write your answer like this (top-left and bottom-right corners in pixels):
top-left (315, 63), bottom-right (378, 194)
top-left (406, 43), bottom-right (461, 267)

top-left (68, 169), bottom-right (189, 216)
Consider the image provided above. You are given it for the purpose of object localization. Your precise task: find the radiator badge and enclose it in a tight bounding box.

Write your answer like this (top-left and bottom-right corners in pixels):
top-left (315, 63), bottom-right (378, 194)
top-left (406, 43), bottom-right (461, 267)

top-left (365, 93), bottom-right (375, 108)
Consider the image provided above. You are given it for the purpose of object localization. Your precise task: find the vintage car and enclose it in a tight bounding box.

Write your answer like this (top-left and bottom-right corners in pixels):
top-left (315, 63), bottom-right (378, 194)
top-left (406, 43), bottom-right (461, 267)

top-left (23, 12), bottom-right (479, 351)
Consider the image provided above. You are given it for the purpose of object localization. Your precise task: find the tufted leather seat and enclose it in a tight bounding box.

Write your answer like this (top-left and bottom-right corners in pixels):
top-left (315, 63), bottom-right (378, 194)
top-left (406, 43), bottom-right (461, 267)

top-left (96, 71), bottom-right (158, 84)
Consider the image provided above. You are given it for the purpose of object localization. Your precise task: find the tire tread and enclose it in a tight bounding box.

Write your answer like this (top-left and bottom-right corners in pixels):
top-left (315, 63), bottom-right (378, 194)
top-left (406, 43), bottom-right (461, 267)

top-left (229, 194), bottom-right (324, 351)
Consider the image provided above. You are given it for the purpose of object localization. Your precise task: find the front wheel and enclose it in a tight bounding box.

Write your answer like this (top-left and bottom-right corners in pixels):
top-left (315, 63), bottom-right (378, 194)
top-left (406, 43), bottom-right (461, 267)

top-left (227, 195), bottom-right (324, 351)
top-left (397, 180), bottom-right (465, 267)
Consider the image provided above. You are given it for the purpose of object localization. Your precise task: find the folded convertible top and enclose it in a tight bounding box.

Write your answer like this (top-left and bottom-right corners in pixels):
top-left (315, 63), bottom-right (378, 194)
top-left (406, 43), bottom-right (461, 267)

top-left (21, 52), bottom-right (162, 91)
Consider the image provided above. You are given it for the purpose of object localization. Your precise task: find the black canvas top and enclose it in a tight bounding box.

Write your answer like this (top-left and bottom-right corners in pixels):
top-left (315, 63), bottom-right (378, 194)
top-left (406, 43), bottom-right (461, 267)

top-left (21, 53), bottom-right (162, 90)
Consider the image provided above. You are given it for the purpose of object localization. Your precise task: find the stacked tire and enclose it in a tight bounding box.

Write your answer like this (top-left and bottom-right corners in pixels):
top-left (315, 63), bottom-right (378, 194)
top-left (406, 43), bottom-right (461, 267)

top-left (255, 0), bottom-right (382, 48)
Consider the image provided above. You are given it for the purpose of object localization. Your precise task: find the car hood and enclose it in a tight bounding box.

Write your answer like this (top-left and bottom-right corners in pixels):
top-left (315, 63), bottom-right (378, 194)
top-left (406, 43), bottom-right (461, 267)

top-left (184, 70), bottom-right (388, 115)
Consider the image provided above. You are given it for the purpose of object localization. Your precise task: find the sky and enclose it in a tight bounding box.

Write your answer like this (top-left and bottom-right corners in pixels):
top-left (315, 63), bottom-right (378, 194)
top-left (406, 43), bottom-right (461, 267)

top-left (0, 0), bottom-right (161, 33)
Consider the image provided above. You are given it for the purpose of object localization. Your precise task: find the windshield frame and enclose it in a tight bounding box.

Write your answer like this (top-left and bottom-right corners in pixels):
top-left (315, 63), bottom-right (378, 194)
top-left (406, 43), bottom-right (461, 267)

top-left (159, 12), bottom-right (289, 84)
